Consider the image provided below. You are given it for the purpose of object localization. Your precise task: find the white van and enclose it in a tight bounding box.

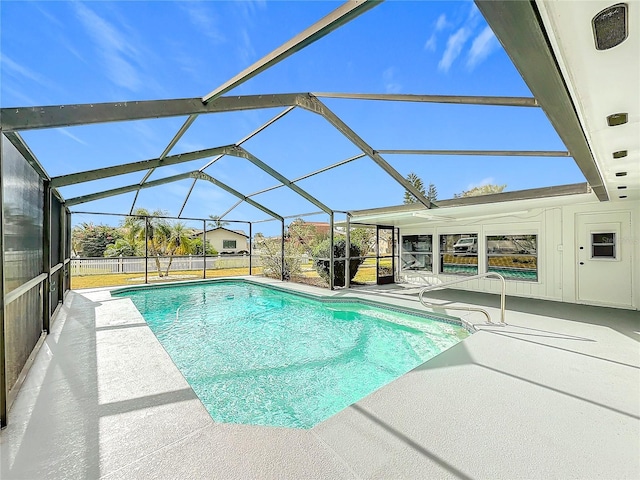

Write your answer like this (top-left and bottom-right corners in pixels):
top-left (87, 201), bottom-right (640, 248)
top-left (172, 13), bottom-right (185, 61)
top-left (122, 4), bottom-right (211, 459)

top-left (453, 237), bottom-right (477, 255)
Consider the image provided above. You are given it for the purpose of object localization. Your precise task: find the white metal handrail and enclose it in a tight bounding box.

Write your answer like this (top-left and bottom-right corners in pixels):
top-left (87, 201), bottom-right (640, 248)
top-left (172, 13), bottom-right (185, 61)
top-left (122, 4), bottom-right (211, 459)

top-left (418, 272), bottom-right (507, 325)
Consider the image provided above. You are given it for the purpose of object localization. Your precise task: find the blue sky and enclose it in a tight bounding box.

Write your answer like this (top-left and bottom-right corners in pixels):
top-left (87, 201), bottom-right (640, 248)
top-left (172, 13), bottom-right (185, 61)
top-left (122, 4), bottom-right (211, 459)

top-left (1, 1), bottom-right (584, 234)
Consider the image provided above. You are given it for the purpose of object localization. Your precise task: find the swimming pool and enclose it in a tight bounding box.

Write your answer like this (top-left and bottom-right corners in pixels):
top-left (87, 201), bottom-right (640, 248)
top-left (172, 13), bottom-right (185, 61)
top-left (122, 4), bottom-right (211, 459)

top-left (113, 280), bottom-right (469, 429)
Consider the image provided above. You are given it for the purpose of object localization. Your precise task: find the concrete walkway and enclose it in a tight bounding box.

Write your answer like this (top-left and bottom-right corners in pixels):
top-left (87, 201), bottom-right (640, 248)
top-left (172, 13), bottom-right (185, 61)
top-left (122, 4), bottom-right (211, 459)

top-left (1, 278), bottom-right (638, 479)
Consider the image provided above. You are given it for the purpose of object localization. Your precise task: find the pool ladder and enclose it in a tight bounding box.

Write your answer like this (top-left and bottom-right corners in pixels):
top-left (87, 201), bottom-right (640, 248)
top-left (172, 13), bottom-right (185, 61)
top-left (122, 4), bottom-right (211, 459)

top-left (418, 272), bottom-right (507, 325)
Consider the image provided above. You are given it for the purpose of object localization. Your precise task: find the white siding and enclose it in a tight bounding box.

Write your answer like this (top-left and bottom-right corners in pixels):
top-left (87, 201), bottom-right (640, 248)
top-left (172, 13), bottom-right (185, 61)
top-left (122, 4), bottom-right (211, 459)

top-left (399, 199), bottom-right (639, 309)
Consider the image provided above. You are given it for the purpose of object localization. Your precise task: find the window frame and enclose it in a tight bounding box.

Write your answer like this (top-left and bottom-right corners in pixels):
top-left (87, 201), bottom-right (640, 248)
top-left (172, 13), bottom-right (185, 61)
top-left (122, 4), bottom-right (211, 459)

top-left (222, 239), bottom-right (237, 249)
top-left (401, 234), bottom-right (433, 272)
top-left (438, 233), bottom-right (478, 276)
top-left (590, 232), bottom-right (617, 260)
top-left (486, 233), bottom-right (538, 282)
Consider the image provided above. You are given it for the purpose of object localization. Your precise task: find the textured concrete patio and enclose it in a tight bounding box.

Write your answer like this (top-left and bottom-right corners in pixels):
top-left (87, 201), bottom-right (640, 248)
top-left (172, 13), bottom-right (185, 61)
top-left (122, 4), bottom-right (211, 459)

top-left (1, 277), bottom-right (638, 479)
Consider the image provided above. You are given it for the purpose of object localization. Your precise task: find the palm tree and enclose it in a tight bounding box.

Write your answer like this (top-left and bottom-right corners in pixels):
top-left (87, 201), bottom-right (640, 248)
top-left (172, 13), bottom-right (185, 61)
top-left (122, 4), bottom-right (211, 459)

top-left (161, 222), bottom-right (195, 276)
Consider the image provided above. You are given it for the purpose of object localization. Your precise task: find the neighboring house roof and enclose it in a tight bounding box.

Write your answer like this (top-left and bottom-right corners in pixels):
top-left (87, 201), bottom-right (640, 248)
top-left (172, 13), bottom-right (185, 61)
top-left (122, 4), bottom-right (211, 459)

top-left (303, 222), bottom-right (330, 234)
top-left (197, 227), bottom-right (248, 238)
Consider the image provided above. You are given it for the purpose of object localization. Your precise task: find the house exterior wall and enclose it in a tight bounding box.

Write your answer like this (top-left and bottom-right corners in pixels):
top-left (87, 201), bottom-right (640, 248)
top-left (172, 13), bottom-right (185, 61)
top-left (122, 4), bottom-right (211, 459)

top-left (196, 229), bottom-right (249, 254)
top-left (399, 199), bottom-right (639, 310)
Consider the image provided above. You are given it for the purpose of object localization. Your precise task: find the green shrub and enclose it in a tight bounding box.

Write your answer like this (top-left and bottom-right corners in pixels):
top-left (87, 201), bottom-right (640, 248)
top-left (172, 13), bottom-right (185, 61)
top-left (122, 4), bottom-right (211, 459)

top-left (312, 239), bottom-right (363, 287)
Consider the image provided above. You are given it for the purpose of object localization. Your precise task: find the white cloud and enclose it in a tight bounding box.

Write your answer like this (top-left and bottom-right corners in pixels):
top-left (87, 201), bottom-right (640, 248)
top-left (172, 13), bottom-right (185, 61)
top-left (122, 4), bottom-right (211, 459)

top-left (466, 26), bottom-right (498, 70)
top-left (236, 0), bottom-right (267, 23)
top-left (424, 13), bottom-right (449, 51)
top-left (0, 54), bottom-right (53, 88)
top-left (73, 3), bottom-right (143, 91)
top-left (424, 33), bottom-right (437, 52)
top-left (237, 29), bottom-right (256, 65)
top-left (435, 13), bottom-right (449, 31)
top-left (467, 3), bottom-right (481, 22)
top-left (382, 67), bottom-right (402, 94)
top-left (181, 3), bottom-right (226, 44)
top-left (58, 129), bottom-right (89, 146)
top-left (438, 27), bottom-right (472, 72)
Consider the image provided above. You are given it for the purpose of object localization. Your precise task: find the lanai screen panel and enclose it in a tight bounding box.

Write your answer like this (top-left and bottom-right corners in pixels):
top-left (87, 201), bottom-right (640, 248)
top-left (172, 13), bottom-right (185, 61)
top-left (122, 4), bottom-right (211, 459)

top-left (50, 194), bottom-right (64, 313)
top-left (1, 135), bottom-right (45, 392)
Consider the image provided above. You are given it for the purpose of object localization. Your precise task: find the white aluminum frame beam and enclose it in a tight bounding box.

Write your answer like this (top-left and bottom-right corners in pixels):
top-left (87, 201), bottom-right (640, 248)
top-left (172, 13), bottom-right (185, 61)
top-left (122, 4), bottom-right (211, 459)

top-left (129, 114), bottom-right (199, 213)
top-left (51, 145), bottom-right (232, 187)
top-left (227, 145), bottom-right (333, 215)
top-left (201, 0), bottom-right (382, 103)
top-left (377, 149), bottom-right (570, 157)
top-left (65, 170), bottom-right (283, 221)
top-left (220, 153), bottom-right (366, 219)
top-left (313, 92), bottom-right (539, 107)
top-left (475, 0), bottom-right (607, 200)
top-left (1, 94), bottom-right (300, 132)
top-left (297, 94), bottom-right (434, 208)
top-left (176, 106), bottom-right (296, 218)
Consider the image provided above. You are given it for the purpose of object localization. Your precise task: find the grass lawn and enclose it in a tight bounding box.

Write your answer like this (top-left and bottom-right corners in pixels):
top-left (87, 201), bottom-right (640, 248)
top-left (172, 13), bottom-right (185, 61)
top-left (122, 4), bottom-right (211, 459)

top-left (71, 258), bottom-right (393, 289)
top-left (71, 267), bottom-right (263, 289)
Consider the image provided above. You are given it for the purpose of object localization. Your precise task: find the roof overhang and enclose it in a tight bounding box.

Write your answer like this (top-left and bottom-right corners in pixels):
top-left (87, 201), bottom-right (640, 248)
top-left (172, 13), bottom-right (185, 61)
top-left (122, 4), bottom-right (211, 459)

top-left (477, 0), bottom-right (639, 203)
top-left (347, 183), bottom-right (592, 227)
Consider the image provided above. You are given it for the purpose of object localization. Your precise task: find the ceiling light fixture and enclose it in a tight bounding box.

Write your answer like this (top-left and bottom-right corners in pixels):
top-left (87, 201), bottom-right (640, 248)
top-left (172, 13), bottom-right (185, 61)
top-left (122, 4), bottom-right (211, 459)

top-left (592, 3), bottom-right (628, 50)
top-left (619, 195), bottom-right (627, 199)
top-left (615, 171), bottom-right (628, 176)
top-left (617, 185), bottom-right (627, 189)
top-left (607, 113), bottom-right (628, 126)
top-left (613, 150), bottom-right (628, 158)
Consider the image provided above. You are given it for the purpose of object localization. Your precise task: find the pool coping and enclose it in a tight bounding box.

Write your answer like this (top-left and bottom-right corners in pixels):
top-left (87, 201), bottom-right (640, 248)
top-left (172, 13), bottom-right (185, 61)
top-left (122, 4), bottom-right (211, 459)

top-left (111, 277), bottom-right (476, 333)
top-left (2, 280), bottom-right (638, 479)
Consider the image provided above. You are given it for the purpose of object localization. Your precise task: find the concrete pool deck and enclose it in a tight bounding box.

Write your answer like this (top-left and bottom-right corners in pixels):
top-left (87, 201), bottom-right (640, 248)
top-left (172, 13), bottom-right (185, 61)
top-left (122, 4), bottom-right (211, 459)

top-left (1, 277), bottom-right (638, 479)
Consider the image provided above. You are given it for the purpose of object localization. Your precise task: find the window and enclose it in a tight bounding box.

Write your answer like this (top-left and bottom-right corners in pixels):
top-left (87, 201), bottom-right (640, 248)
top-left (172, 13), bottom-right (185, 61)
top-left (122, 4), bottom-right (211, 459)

top-left (223, 239), bottom-right (237, 249)
top-left (487, 235), bottom-right (538, 281)
top-left (439, 234), bottom-right (478, 275)
top-left (401, 235), bottom-right (432, 271)
top-left (592, 233), bottom-right (616, 258)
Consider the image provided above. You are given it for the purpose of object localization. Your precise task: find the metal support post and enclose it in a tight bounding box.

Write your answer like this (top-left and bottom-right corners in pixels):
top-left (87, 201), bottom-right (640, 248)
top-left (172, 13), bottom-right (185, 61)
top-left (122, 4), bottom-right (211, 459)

top-left (281, 220), bottom-right (285, 281)
top-left (345, 214), bottom-right (351, 289)
top-left (43, 182), bottom-right (51, 333)
top-left (249, 223), bottom-right (253, 276)
top-left (144, 218), bottom-right (149, 284)
top-left (329, 213), bottom-right (334, 290)
top-left (0, 135), bottom-right (7, 428)
top-left (202, 220), bottom-right (206, 280)
top-left (60, 205), bottom-right (67, 294)
top-left (65, 210), bottom-right (71, 293)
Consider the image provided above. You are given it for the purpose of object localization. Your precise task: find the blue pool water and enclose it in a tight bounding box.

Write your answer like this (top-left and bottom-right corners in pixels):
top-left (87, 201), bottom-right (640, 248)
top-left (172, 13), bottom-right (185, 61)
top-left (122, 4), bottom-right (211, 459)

top-left (114, 281), bottom-right (469, 429)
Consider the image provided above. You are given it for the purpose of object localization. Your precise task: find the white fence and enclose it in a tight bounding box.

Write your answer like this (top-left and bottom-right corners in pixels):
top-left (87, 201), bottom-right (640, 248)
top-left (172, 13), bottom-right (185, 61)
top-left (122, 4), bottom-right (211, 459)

top-left (71, 255), bottom-right (261, 276)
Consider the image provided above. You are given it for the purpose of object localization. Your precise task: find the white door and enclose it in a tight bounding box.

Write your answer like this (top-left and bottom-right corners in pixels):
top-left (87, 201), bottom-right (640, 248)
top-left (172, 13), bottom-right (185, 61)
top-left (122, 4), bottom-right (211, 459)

top-left (576, 212), bottom-right (633, 308)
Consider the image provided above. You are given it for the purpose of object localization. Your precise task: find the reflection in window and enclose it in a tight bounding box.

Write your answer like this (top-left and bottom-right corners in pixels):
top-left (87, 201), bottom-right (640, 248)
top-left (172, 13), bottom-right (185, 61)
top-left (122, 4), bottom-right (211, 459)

top-left (591, 233), bottom-right (615, 258)
top-left (487, 235), bottom-right (537, 281)
top-left (440, 234), bottom-right (478, 275)
top-left (401, 235), bottom-right (432, 271)
top-left (223, 239), bottom-right (237, 249)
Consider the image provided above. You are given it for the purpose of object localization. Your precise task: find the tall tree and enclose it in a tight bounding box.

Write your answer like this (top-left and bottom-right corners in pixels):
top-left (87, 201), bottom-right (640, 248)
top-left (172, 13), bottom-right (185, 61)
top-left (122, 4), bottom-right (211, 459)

top-left (349, 227), bottom-right (375, 257)
top-left (72, 222), bottom-right (122, 257)
top-left (403, 172), bottom-right (426, 204)
top-left (287, 218), bottom-right (325, 254)
top-left (454, 184), bottom-right (507, 198)
top-left (427, 183), bottom-right (438, 203)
